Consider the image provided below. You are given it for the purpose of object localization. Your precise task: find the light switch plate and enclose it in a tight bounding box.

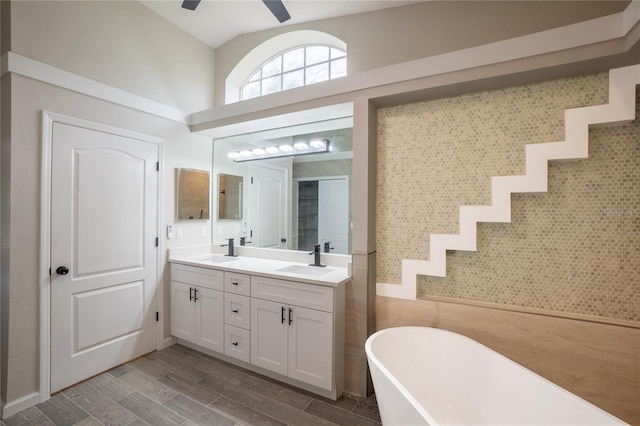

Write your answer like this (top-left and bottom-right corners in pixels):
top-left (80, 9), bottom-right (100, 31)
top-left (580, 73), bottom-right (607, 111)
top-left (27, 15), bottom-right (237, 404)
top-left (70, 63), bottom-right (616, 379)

top-left (176, 227), bottom-right (184, 239)
top-left (200, 226), bottom-right (207, 238)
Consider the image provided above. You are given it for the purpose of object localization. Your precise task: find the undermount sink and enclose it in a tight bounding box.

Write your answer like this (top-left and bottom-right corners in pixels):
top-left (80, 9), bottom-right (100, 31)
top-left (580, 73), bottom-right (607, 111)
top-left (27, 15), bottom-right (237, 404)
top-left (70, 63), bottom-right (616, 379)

top-left (275, 265), bottom-right (334, 277)
top-left (195, 254), bottom-right (239, 263)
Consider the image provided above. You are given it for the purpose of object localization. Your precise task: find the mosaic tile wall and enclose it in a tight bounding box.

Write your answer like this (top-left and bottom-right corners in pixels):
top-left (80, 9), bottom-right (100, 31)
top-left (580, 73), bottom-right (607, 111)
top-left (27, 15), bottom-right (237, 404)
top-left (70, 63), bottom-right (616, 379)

top-left (376, 73), bottom-right (640, 322)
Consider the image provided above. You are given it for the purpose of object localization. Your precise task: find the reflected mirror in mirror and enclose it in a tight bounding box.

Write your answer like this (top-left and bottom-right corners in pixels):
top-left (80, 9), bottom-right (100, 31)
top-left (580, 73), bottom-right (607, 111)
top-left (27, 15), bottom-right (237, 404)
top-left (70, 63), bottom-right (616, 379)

top-left (176, 168), bottom-right (210, 220)
top-left (213, 117), bottom-right (353, 254)
top-left (218, 173), bottom-right (243, 219)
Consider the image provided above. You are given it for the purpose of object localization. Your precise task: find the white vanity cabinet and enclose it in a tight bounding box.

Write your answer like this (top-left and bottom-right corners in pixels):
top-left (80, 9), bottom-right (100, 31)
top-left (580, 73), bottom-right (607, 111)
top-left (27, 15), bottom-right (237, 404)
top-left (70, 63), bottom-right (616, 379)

top-left (169, 259), bottom-right (346, 400)
top-left (170, 264), bottom-right (224, 353)
top-left (251, 276), bottom-right (336, 391)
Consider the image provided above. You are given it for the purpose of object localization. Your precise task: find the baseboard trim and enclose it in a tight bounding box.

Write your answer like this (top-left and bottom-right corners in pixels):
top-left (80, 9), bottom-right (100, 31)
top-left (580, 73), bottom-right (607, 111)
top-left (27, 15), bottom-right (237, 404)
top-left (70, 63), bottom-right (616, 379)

top-left (161, 336), bottom-right (177, 350)
top-left (1, 392), bottom-right (41, 420)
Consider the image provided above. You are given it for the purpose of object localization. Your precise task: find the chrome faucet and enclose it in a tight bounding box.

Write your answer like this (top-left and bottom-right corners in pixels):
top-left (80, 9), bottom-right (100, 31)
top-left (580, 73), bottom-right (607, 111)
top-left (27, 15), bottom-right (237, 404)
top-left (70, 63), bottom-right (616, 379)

top-left (221, 238), bottom-right (238, 257)
top-left (308, 244), bottom-right (326, 267)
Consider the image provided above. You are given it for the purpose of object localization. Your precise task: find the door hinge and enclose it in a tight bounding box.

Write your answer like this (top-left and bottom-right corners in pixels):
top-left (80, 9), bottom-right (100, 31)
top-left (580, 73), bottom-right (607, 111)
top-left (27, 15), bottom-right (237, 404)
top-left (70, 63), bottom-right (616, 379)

top-left (155, 237), bottom-right (159, 247)
top-left (156, 311), bottom-right (159, 322)
top-left (156, 162), bottom-right (160, 171)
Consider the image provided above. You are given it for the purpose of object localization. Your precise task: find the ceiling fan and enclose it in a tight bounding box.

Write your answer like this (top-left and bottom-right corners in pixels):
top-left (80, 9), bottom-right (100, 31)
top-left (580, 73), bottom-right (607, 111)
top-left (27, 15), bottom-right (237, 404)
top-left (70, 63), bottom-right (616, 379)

top-left (181, 0), bottom-right (291, 23)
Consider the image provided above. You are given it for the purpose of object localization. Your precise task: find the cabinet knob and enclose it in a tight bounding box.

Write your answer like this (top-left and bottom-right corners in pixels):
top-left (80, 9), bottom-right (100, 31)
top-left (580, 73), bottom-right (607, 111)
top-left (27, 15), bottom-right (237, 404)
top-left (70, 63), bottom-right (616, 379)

top-left (232, 282), bottom-right (239, 286)
top-left (232, 342), bottom-right (238, 346)
top-left (232, 309), bottom-right (239, 313)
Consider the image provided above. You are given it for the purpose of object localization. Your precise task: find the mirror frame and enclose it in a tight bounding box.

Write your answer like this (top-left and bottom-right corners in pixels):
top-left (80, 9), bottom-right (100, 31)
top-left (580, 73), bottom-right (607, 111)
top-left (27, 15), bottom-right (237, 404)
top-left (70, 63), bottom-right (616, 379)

top-left (217, 173), bottom-right (244, 220)
top-left (176, 168), bottom-right (211, 221)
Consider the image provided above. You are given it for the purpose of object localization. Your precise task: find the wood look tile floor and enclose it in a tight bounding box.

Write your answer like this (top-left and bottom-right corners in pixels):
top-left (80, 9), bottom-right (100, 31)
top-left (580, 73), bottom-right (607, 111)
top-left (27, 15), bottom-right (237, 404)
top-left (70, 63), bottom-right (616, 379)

top-left (1, 345), bottom-right (381, 426)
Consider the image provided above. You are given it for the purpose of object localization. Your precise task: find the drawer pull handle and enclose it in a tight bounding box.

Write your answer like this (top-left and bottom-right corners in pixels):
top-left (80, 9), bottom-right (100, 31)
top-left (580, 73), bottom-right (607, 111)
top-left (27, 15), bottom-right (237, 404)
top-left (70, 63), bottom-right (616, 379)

top-left (193, 288), bottom-right (199, 302)
top-left (288, 308), bottom-right (293, 325)
top-left (232, 342), bottom-right (238, 346)
top-left (232, 309), bottom-right (239, 313)
top-left (281, 306), bottom-right (285, 324)
top-left (189, 287), bottom-right (194, 301)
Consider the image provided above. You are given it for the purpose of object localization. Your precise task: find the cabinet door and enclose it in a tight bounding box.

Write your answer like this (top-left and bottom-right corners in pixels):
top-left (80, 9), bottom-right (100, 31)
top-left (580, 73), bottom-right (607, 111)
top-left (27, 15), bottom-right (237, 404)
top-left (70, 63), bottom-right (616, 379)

top-left (251, 298), bottom-right (287, 375)
top-left (170, 281), bottom-right (195, 341)
top-left (195, 287), bottom-right (224, 353)
top-left (288, 306), bottom-right (333, 390)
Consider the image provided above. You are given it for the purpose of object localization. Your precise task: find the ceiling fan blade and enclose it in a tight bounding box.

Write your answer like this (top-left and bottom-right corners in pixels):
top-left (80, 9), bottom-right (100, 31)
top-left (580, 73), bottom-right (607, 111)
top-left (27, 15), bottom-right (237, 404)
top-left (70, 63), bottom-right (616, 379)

top-left (262, 0), bottom-right (291, 23)
top-left (181, 0), bottom-right (201, 11)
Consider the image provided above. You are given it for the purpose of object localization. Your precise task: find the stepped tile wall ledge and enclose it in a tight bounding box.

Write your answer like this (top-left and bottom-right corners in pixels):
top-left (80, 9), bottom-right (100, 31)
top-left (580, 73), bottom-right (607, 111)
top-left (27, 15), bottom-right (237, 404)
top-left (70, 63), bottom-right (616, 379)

top-left (377, 64), bottom-right (640, 301)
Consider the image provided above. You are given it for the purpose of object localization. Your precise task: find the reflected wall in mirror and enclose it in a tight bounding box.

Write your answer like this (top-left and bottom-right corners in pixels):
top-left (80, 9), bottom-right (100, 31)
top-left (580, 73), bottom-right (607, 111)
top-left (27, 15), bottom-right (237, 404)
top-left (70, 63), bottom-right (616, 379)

top-left (176, 168), bottom-right (210, 220)
top-left (218, 173), bottom-right (243, 219)
top-left (213, 117), bottom-right (353, 254)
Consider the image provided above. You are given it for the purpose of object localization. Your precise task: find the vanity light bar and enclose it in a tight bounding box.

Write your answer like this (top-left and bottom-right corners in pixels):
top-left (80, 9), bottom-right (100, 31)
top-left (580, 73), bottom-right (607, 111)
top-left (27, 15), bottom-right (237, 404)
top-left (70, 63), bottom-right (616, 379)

top-left (229, 139), bottom-right (330, 162)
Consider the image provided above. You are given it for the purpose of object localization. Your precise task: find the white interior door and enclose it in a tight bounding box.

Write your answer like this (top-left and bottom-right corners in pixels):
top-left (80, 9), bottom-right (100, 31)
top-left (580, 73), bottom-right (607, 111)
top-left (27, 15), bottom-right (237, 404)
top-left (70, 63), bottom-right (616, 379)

top-left (249, 164), bottom-right (287, 248)
top-left (318, 178), bottom-right (349, 254)
top-left (50, 122), bottom-right (158, 393)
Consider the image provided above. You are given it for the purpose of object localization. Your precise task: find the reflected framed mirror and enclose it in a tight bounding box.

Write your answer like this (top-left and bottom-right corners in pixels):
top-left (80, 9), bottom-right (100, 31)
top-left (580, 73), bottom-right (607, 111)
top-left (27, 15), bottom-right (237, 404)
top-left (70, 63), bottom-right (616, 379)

top-left (176, 168), bottom-right (210, 220)
top-left (218, 173), bottom-right (243, 219)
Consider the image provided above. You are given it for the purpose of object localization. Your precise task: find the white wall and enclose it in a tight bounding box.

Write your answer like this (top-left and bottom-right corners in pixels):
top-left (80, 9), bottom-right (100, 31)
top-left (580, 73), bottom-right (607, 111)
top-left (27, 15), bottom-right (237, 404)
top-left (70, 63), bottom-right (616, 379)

top-left (10, 1), bottom-right (216, 112)
top-left (1, 0), bottom-right (216, 411)
top-left (213, 0), bottom-right (628, 106)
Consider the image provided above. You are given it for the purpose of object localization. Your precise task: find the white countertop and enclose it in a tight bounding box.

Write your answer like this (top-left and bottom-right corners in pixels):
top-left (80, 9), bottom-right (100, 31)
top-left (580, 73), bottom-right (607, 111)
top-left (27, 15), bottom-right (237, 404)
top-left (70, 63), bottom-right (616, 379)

top-left (169, 252), bottom-right (351, 288)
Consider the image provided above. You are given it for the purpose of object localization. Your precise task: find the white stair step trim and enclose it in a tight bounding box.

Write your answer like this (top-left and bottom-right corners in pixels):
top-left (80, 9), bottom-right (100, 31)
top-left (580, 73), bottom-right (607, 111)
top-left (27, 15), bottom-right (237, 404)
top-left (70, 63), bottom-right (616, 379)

top-left (378, 64), bottom-right (640, 300)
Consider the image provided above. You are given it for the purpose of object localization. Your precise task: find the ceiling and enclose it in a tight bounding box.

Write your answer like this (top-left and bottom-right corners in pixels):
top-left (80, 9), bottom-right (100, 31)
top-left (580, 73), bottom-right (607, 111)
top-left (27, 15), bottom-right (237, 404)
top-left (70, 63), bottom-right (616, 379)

top-left (139, 0), bottom-right (423, 49)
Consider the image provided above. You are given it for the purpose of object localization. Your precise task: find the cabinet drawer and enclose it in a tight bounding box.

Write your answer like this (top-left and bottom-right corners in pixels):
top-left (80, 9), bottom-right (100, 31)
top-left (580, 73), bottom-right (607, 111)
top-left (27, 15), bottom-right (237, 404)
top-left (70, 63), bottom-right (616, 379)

top-left (224, 272), bottom-right (251, 296)
top-left (171, 264), bottom-right (224, 291)
top-left (224, 293), bottom-right (250, 330)
top-left (251, 276), bottom-right (334, 312)
top-left (225, 325), bottom-right (250, 364)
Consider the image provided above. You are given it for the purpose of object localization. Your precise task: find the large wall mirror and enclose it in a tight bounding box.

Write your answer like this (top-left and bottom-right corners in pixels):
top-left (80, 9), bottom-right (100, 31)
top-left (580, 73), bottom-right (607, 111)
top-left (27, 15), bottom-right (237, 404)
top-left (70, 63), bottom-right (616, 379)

top-left (176, 168), bottom-right (210, 221)
top-left (212, 116), bottom-right (353, 254)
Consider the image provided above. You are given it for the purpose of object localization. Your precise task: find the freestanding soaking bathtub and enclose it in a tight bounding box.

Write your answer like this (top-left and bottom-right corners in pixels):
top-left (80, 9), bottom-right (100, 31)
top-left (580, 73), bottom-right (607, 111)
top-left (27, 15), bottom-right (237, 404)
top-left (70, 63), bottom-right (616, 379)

top-left (365, 326), bottom-right (626, 425)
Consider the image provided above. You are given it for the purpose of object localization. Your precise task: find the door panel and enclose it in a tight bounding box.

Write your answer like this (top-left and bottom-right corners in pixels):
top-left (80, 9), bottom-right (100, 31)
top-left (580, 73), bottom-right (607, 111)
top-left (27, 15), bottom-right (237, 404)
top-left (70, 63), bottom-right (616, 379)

top-left (75, 149), bottom-right (145, 275)
top-left (249, 164), bottom-right (287, 248)
top-left (75, 281), bottom-right (144, 351)
top-left (251, 298), bottom-right (287, 375)
top-left (288, 307), bottom-right (333, 390)
top-left (51, 122), bottom-right (158, 393)
top-left (170, 281), bottom-right (195, 341)
top-left (195, 287), bottom-right (224, 352)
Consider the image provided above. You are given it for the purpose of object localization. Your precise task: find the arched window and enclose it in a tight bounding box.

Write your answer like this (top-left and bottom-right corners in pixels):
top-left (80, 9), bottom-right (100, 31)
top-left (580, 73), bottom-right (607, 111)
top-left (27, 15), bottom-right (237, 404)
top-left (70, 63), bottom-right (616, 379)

top-left (225, 31), bottom-right (347, 104)
top-left (241, 45), bottom-right (346, 100)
